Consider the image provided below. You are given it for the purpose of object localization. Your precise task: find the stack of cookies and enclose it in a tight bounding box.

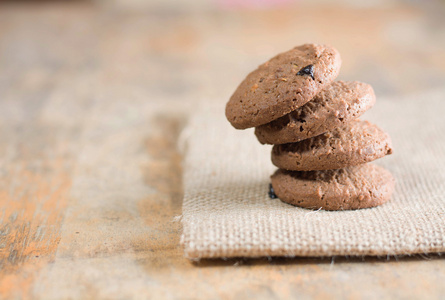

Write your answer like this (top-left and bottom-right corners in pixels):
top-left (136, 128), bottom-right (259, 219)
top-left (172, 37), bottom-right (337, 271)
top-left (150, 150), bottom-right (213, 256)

top-left (225, 44), bottom-right (394, 211)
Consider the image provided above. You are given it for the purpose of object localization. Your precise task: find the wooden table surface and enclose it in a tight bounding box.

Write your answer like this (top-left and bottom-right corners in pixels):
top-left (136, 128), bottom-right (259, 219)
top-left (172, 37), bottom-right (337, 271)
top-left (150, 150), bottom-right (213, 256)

top-left (1, 1), bottom-right (445, 299)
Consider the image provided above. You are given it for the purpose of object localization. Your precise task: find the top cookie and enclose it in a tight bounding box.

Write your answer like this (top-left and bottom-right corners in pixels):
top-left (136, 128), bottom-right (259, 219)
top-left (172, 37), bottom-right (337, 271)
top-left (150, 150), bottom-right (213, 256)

top-left (255, 81), bottom-right (375, 144)
top-left (225, 44), bottom-right (342, 129)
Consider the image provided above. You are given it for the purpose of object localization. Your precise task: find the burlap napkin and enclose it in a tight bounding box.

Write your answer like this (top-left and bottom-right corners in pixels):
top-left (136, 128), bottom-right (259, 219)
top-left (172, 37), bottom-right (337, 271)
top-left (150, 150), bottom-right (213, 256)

top-left (180, 89), bottom-right (445, 259)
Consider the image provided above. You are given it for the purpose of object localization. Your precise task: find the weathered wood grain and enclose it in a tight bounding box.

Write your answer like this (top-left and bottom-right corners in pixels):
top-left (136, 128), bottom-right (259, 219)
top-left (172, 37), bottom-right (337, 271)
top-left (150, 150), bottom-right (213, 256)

top-left (0, 1), bottom-right (444, 299)
top-left (0, 87), bottom-right (86, 298)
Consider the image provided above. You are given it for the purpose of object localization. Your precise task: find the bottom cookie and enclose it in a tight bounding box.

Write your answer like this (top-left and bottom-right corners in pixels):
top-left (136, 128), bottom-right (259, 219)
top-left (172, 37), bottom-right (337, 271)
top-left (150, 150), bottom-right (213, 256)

top-left (270, 164), bottom-right (395, 211)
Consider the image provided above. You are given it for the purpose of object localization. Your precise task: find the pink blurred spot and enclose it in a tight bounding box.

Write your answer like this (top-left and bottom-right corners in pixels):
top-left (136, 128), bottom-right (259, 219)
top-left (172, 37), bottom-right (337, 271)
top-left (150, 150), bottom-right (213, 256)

top-left (218, 0), bottom-right (294, 9)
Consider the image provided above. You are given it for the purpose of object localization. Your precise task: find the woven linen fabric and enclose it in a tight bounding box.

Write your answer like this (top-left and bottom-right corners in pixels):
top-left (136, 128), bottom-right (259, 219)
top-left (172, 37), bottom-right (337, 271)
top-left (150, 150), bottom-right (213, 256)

top-left (180, 89), bottom-right (445, 259)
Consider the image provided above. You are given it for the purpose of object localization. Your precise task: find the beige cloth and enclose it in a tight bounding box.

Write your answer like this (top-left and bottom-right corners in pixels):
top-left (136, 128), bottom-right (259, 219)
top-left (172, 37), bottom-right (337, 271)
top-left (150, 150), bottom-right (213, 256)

top-left (180, 89), bottom-right (445, 259)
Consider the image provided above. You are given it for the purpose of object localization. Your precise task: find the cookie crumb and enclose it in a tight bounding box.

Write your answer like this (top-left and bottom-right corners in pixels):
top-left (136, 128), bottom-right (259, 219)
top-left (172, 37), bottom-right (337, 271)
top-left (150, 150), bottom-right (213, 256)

top-left (268, 183), bottom-right (277, 199)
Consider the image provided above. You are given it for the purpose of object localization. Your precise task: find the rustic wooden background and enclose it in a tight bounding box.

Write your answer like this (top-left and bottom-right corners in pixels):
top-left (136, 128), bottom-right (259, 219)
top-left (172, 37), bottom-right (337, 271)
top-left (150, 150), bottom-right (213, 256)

top-left (1, 0), bottom-right (445, 299)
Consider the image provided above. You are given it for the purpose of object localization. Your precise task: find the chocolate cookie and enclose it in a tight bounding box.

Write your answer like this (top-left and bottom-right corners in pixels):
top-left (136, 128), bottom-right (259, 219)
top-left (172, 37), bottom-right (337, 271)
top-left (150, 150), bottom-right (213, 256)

top-left (255, 81), bottom-right (375, 144)
top-left (272, 120), bottom-right (393, 171)
top-left (271, 164), bottom-right (395, 210)
top-left (226, 44), bottom-right (342, 129)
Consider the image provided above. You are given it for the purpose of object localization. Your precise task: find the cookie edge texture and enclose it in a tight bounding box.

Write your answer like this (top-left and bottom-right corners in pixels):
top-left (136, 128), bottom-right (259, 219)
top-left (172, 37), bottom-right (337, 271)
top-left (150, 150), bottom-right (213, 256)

top-left (270, 164), bottom-right (395, 210)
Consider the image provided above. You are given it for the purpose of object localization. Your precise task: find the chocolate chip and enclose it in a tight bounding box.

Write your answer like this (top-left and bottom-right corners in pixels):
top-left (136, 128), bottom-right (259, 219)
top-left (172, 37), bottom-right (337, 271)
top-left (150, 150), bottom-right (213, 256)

top-left (297, 65), bottom-right (315, 80)
top-left (268, 183), bottom-right (277, 199)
